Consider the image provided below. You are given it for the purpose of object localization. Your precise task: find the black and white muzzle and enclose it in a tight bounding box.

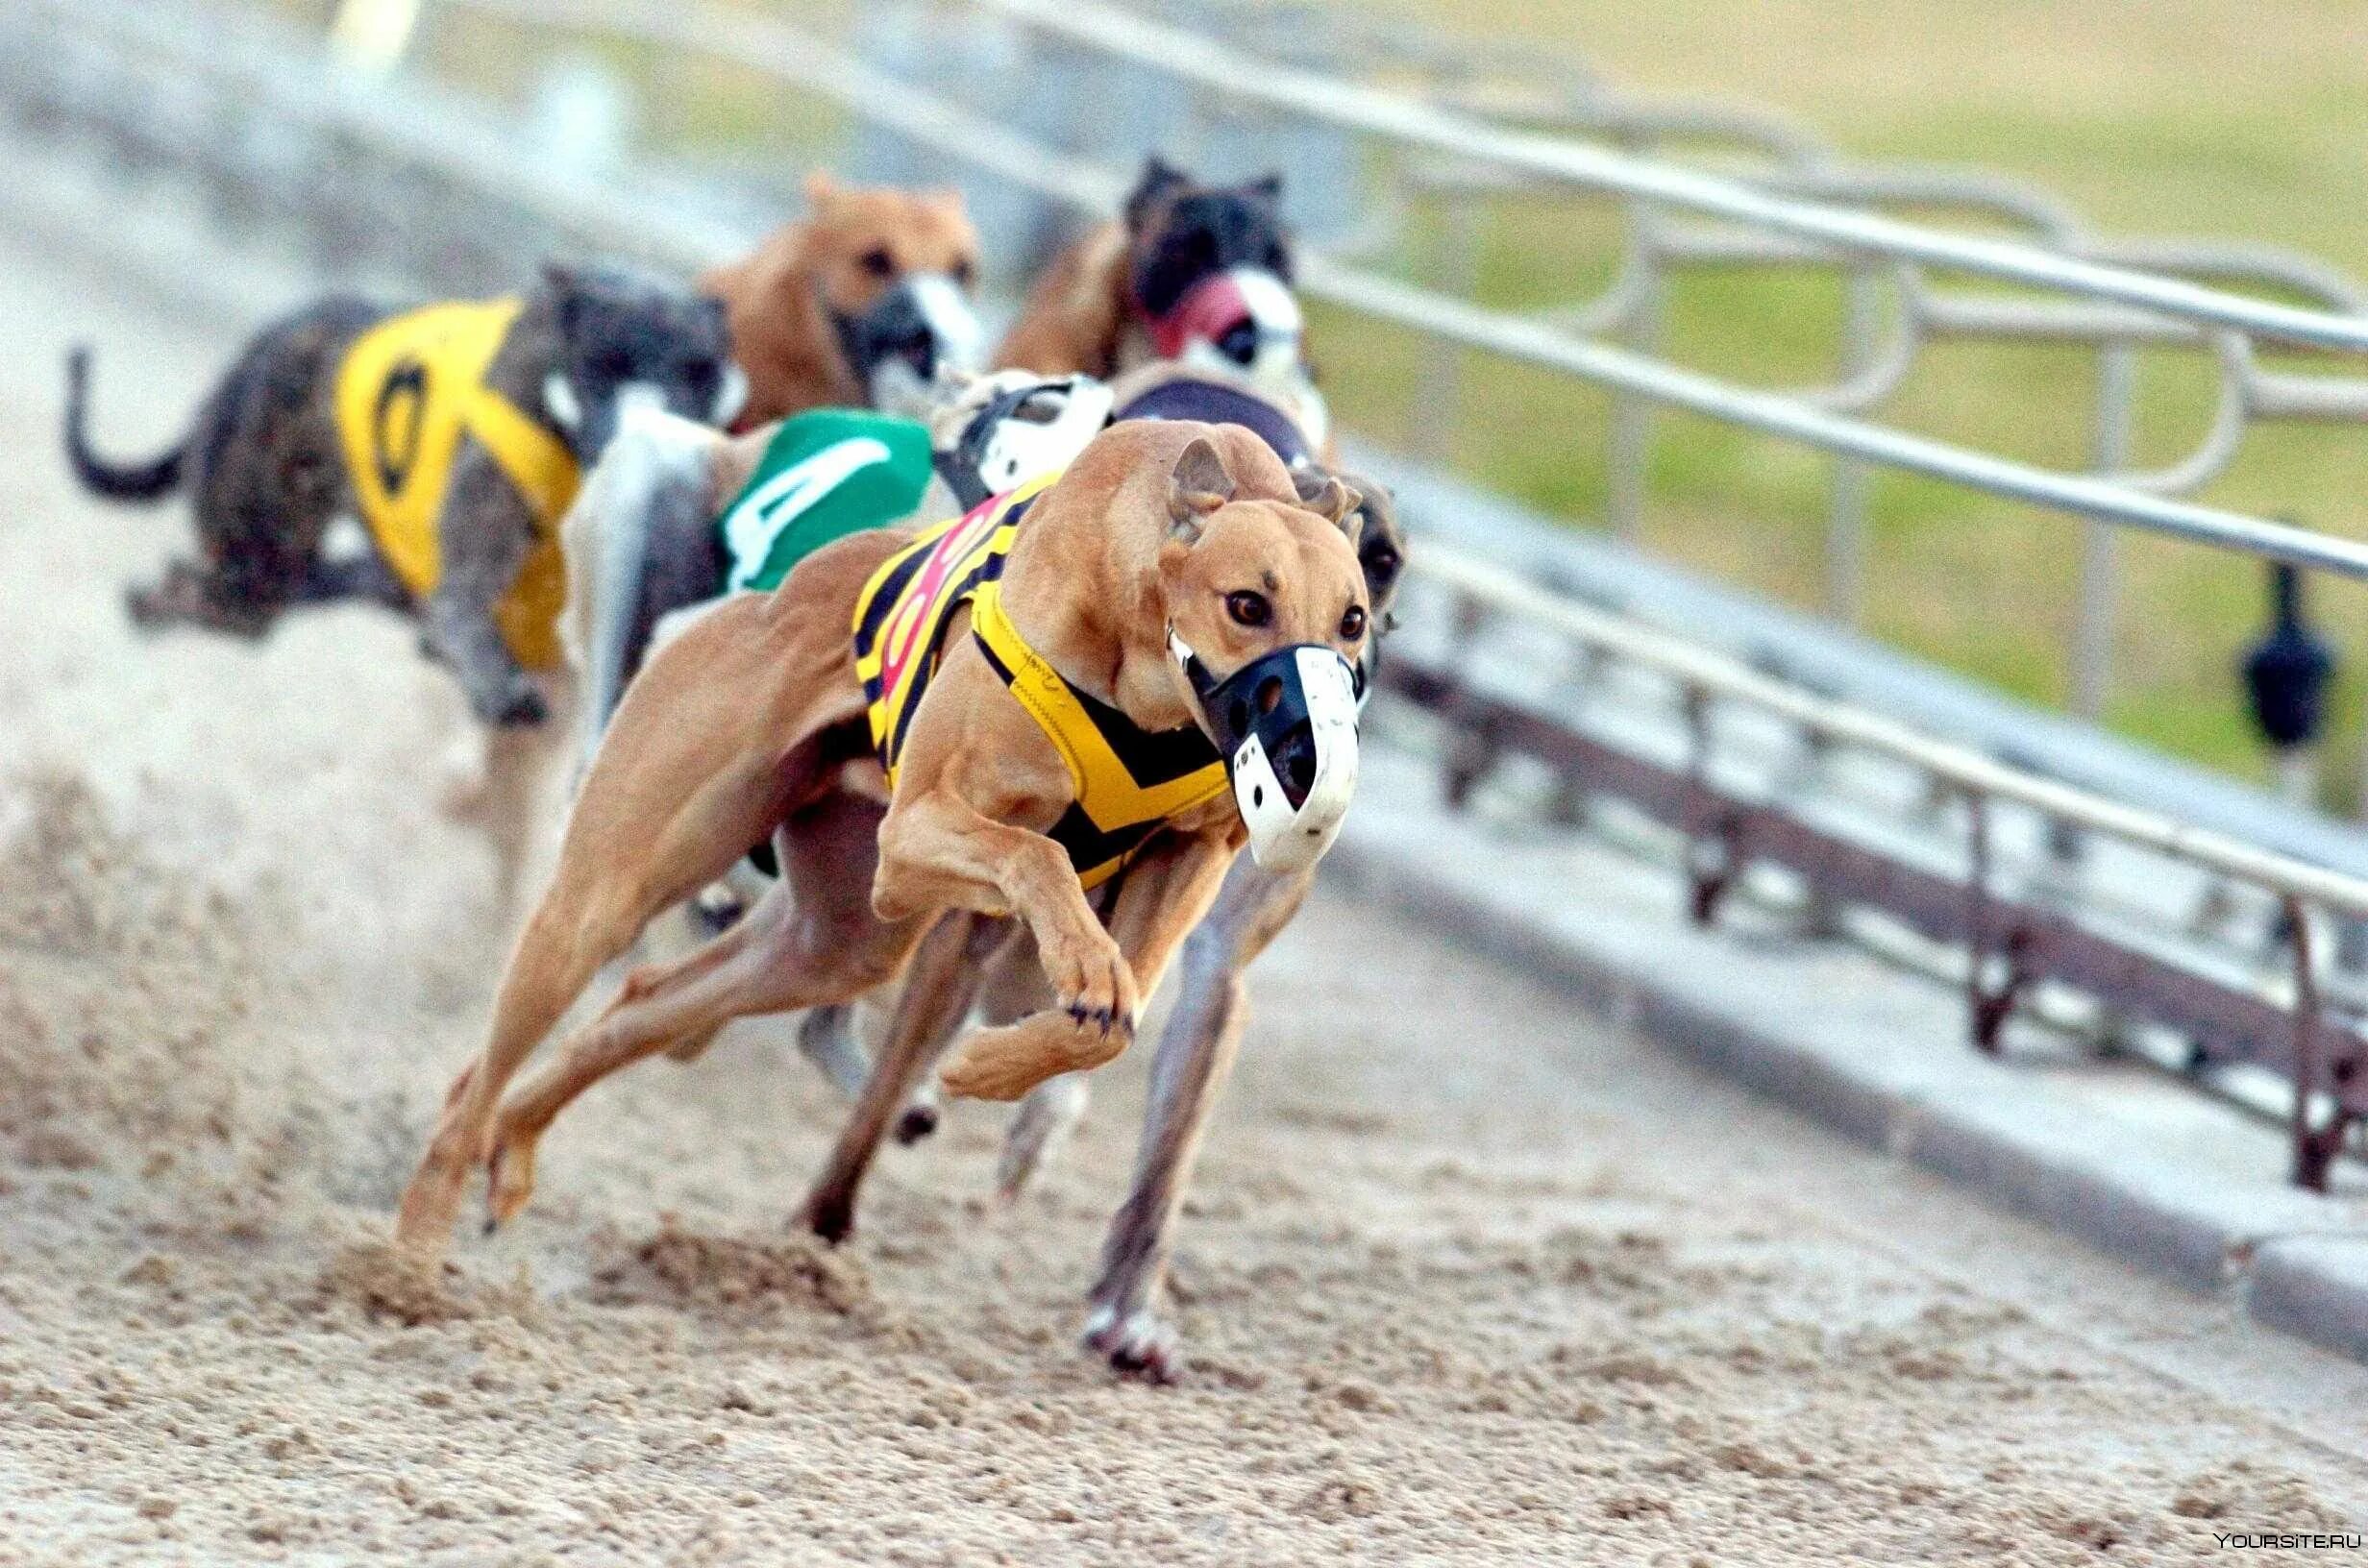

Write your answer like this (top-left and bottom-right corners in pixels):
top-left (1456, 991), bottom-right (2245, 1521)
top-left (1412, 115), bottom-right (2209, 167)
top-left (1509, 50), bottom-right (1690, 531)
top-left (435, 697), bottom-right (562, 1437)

top-left (1169, 630), bottom-right (1363, 873)
top-left (837, 274), bottom-right (985, 417)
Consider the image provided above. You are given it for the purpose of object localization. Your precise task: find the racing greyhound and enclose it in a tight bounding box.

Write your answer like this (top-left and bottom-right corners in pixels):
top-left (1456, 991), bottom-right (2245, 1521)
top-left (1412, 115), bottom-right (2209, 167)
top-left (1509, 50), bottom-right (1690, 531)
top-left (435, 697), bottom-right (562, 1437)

top-left (394, 421), bottom-right (1374, 1296)
top-left (704, 171), bottom-right (984, 428)
top-left (998, 157), bottom-right (1326, 451)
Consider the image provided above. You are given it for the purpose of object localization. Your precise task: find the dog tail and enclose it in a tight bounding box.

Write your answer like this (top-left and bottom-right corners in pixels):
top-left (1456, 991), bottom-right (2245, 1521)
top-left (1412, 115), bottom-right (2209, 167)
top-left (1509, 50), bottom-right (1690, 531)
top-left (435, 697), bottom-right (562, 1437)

top-left (559, 405), bottom-right (725, 776)
top-left (62, 345), bottom-right (186, 502)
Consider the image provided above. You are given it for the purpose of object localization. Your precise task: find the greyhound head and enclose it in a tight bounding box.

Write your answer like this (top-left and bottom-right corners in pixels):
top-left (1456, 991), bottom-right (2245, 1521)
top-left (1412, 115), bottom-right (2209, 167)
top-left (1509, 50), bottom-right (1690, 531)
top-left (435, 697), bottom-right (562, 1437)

top-left (535, 261), bottom-right (739, 458)
top-left (1138, 429), bottom-right (1369, 870)
top-left (925, 367), bottom-right (1116, 510)
top-left (801, 173), bottom-right (986, 417)
top-left (1122, 159), bottom-right (1304, 395)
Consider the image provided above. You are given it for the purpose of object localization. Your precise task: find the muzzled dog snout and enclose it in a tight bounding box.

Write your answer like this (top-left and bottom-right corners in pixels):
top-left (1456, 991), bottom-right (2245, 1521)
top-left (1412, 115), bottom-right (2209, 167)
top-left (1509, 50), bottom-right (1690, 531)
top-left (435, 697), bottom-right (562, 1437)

top-left (1148, 267), bottom-right (1303, 383)
top-left (846, 274), bottom-right (984, 414)
top-left (1171, 633), bottom-right (1361, 873)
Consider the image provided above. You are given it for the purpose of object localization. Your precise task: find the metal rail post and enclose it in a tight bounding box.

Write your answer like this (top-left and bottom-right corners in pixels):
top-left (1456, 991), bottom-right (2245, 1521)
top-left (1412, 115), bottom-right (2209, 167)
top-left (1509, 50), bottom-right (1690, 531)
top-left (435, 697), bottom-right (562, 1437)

top-left (2074, 342), bottom-right (2137, 722)
top-left (1824, 265), bottom-right (1881, 624)
top-left (1605, 206), bottom-right (1663, 544)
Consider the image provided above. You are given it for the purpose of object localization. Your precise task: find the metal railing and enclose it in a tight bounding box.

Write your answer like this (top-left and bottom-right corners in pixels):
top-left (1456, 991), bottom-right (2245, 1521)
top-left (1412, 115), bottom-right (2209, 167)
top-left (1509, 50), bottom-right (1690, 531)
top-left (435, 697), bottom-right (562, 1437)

top-left (1390, 541), bottom-right (2368, 1189)
top-left (9, 0), bottom-right (2366, 1184)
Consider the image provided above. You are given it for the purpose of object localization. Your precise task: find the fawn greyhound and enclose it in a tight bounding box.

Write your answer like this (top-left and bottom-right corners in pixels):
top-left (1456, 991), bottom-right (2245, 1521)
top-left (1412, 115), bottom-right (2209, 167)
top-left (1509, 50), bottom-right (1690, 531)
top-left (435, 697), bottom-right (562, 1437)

top-left (703, 171), bottom-right (984, 429)
top-left (394, 420), bottom-right (1372, 1275)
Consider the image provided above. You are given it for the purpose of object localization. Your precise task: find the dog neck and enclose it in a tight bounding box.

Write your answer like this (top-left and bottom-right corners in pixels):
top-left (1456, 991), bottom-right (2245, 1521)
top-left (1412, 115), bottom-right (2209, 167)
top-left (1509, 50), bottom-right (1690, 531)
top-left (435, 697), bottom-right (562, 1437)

top-left (699, 231), bottom-right (866, 428)
top-left (1004, 512), bottom-right (1202, 739)
top-left (478, 290), bottom-right (580, 449)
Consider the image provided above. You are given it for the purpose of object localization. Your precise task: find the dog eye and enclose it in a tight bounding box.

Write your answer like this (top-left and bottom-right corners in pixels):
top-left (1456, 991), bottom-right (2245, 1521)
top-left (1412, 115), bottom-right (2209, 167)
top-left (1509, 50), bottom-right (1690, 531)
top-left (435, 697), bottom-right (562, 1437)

top-left (1362, 545), bottom-right (1400, 588)
top-left (1340, 605), bottom-right (1367, 640)
top-left (1225, 590), bottom-right (1270, 628)
top-left (859, 247), bottom-right (896, 279)
top-left (951, 257), bottom-right (976, 289)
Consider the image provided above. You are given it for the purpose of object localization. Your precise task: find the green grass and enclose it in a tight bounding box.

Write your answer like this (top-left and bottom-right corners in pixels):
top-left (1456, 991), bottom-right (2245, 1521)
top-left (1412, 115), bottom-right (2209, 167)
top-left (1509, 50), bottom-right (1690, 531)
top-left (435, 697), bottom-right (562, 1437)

top-left (1320, 0), bottom-right (2368, 800)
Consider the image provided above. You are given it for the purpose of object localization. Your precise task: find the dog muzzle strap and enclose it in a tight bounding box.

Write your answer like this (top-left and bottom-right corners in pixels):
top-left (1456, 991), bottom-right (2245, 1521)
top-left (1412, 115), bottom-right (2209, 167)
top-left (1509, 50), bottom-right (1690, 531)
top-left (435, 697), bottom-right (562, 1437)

top-left (1168, 629), bottom-right (1361, 873)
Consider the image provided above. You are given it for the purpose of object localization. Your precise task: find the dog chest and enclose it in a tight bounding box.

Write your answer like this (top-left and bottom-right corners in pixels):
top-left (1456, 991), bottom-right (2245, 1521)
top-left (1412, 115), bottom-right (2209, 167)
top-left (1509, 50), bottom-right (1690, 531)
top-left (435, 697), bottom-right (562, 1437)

top-left (851, 480), bottom-right (1227, 890)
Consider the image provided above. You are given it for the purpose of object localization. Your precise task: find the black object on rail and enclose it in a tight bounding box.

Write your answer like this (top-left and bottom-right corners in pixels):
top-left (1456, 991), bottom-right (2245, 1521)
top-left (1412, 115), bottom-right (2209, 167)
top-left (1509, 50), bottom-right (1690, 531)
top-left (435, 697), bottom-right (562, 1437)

top-left (2241, 560), bottom-right (2333, 754)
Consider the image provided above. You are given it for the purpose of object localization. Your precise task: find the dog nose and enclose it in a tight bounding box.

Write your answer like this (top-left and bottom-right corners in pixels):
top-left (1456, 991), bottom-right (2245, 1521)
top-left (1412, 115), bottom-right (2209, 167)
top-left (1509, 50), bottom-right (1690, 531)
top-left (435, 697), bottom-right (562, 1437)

top-left (886, 317), bottom-right (939, 371)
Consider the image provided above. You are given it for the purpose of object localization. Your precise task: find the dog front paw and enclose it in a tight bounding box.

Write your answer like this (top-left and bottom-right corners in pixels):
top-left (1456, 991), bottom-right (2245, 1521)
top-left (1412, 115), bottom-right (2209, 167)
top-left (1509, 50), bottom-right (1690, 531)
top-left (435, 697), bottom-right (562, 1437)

top-left (1083, 1301), bottom-right (1185, 1384)
top-left (940, 1012), bottom-right (1128, 1103)
top-left (1039, 928), bottom-right (1141, 1040)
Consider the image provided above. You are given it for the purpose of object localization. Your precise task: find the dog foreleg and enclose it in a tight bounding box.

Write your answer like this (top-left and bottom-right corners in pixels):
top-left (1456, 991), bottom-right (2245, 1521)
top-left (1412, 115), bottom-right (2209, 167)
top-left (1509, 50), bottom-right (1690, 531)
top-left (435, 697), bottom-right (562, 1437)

top-left (935, 830), bottom-right (1239, 1103)
top-left (873, 788), bottom-right (1143, 1100)
top-left (558, 411), bottom-right (724, 773)
top-left (1083, 857), bottom-right (1312, 1382)
top-left (423, 444), bottom-right (547, 727)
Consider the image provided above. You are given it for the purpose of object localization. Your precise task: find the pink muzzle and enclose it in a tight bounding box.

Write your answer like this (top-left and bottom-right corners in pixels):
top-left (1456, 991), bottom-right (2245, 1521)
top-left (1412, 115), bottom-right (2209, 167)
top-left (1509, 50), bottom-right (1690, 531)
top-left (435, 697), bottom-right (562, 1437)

top-left (1143, 267), bottom-right (1301, 365)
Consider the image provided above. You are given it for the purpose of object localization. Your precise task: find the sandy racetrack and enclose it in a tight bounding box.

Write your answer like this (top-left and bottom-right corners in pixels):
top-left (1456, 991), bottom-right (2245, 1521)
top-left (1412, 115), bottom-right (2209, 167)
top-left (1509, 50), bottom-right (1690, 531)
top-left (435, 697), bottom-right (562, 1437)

top-left (5, 176), bottom-right (2368, 1566)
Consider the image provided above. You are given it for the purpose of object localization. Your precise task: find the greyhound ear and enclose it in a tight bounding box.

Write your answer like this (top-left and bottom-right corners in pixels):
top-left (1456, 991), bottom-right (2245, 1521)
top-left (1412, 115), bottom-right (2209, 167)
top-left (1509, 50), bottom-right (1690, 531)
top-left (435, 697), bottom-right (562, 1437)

top-left (1126, 155), bottom-right (1190, 232)
top-left (1246, 171), bottom-right (1284, 207)
top-left (1167, 436), bottom-right (1233, 543)
top-left (1293, 469), bottom-right (1362, 536)
top-left (803, 168), bottom-right (839, 208)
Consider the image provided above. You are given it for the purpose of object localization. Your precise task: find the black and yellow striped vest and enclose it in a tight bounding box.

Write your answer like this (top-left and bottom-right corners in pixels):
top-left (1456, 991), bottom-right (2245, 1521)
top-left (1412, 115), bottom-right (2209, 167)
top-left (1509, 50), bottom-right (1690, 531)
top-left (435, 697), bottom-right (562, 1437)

top-left (851, 478), bottom-right (1229, 890)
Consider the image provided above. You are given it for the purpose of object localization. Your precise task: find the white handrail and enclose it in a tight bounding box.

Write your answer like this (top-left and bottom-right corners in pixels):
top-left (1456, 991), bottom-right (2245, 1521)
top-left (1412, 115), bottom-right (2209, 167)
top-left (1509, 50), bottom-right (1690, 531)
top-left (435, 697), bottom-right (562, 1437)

top-left (977, 0), bottom-right (2368, 356)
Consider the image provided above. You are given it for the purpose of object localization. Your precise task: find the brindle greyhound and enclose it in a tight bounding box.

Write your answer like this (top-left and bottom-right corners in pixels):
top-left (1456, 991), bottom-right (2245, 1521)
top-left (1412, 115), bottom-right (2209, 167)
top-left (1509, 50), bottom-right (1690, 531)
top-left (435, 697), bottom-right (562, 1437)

top-left (998, 157), bottom-right (1326, 453)
top-left (62, 261), bottom-right (736, 895)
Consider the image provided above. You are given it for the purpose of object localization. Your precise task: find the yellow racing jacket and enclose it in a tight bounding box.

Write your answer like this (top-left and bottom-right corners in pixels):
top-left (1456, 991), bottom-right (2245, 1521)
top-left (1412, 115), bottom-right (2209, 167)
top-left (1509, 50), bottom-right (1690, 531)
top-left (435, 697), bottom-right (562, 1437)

top-left (851, 477), bottom-right (1229, 890)
top-left (332, 299), bottom-right (580, 668)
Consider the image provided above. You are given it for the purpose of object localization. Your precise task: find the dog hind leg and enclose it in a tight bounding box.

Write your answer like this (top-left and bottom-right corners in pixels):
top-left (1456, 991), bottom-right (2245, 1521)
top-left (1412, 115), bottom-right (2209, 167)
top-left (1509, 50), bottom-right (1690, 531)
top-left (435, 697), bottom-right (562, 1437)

top-left (393, 615), bottom-right (835, 1260)
top-left (484, 791), bottom-right (924, 1230)
top-left (801, 911), bottom-right (1003, 1243)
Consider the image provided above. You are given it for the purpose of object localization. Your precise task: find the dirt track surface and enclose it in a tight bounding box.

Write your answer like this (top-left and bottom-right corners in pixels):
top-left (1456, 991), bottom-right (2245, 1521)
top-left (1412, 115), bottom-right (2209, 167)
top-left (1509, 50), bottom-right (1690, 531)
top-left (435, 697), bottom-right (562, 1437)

top-left (7, 179), bottom-right (2368, 1567)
